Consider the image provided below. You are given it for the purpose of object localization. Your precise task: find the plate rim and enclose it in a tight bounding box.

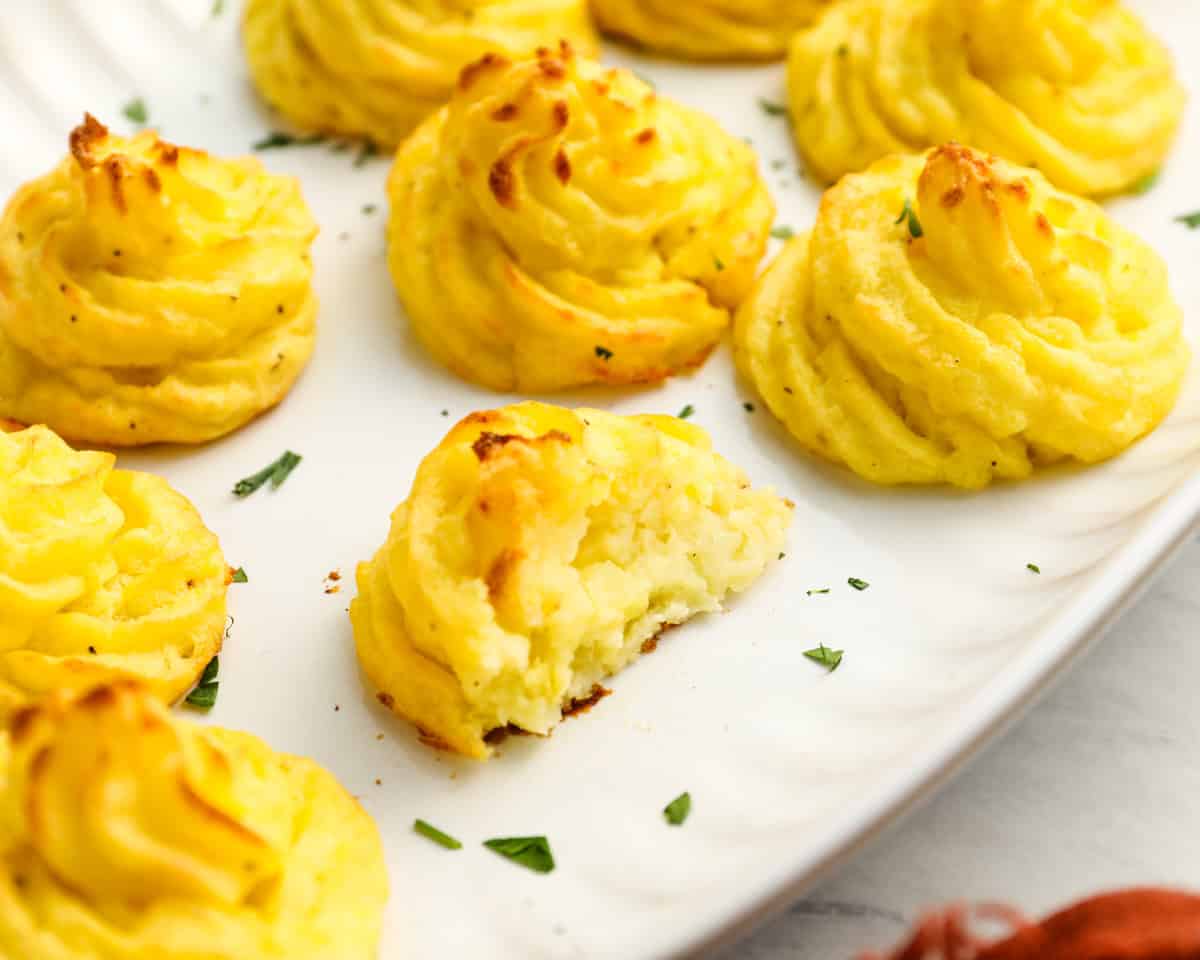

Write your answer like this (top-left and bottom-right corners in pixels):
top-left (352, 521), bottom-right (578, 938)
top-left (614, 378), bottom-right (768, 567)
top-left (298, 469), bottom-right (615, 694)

top-left (671, 466), bottom-right (1200, 958)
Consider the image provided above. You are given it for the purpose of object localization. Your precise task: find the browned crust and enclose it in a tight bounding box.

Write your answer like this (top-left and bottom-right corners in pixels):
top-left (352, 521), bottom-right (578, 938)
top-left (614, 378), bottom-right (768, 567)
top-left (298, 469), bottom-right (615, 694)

top-left (940, 186), bottom-right (964, 208)
top-left (415, 727), bottom-right (455, 752)
top-left (458, 52), bottom-right (511, 91)
top-left (68, 113), bottom-right (110, 169)
top-left (483, 723), bottom-right (538, 746)
top-left (485, 548), bottom-right (524, 601)
top-left (488, 158), bottom-right (516, 209)
top-left (553, 149), bottom-right (572, 185)
top-left (471, 429), bottom-right (572, 462)
top-left (472, 431), bottom-right (520, 460)
top-left (562, 684), bottom-right (611, 718)
top-left (921, 142), bottom-right (1036, 224)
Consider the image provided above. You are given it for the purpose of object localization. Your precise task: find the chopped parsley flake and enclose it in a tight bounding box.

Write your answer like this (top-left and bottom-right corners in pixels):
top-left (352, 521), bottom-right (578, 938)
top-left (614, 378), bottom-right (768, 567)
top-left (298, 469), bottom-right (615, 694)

top-left (122, 98), bottom-right (148, 126)
top-left (713, 255), bottom-right (725, 271)
top-left (594, 345), bottom-right (613, 360)
top-left (1132, 170), bottom-right (1160, 194)
top-left (197, 656), bottom-right (219, 686)
top-left (354, 141), bottom-right (378, 167)
top-left (806, 588), bottom-right (830, 596)
top-left (413, 819), bottom-right (462, 850)
top-left (770, 226), bottom-right (795, 240)
top-left (362, 204), bottom-right (378, 215)
top-left (1026, 562), bottom-right (1041, 574)
top-left (677, 404), bottom-right (695, 420)
top-left (803, 644), bottom-right (843, 672)
top-left (211, 0), bottom-right (225, 14)
top-left (758, 98), bottom-right (788, 117)
top-left (185, 656), bottom-right (219, 709)
top-left (847, 577), bottom-right (869, 591)
top-left (233, 451), bottom-right (303, 498)
top-left (253, 132), bottom-right (327, 151)
top-left (231, 567), bottom-right (248, 583)
top-left (483, 836), bottom-right (555, 873)
top-left (663, 792), bottom-right (692, 826)
top-left (1176, 211), bottom-right (1200, 229)
top-left (895, 198), bottom-right (923, 238)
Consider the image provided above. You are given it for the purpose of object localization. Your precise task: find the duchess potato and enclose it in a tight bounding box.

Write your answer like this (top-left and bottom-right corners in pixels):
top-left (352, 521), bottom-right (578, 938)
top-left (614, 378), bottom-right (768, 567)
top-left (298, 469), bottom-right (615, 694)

top-left (735, 144), bottom-right (1188, 490)
top-left (351, 401), bottom-right (793, 758)
top-left (0, 115), bottom-right (317, 446)
top-left (243, 0), bottom-right (598, 146)
top-left (386, 43), bottom-right (774, 391)
top-left (0, 682), bottom-right (387, 959)
top-left (591, 0), bottom-right (831, 61)
top-left (788, 0), bottom-right (1185, 196)
top-left (0, 424), bottom-right (228, 709)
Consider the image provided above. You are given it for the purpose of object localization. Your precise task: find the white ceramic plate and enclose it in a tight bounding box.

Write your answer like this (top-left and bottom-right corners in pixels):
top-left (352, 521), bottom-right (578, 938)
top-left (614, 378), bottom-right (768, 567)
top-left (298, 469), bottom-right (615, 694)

top-left (1, 3), bottom-right (1198, 957)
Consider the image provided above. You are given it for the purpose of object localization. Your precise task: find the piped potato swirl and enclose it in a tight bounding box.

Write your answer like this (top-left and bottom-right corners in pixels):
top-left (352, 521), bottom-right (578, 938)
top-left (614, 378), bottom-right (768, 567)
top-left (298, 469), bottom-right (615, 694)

top-left (592, 0), bottom-right (831, 61)
top-left (0, 424), bottom-right (227, 709)
top-left (788, 0), bottom-right (1185, 195)
top-left (351, 401), bottom-right (792, 758)
top-left (0, 116), bottom-right (317, 446)
top-left (0, 682), bottom-right (387, 959)
top-left (735, 144), bottom-right (1188, 489)
top-left (387, 44), bottom-right (774, 391)
top-left (244, 0), bottom-right (599, 146)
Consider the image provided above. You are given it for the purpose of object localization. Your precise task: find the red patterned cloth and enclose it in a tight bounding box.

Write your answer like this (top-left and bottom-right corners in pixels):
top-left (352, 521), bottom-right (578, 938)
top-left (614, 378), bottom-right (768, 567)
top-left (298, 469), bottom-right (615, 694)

top-left (860, 890), bottom-right (1200, 959)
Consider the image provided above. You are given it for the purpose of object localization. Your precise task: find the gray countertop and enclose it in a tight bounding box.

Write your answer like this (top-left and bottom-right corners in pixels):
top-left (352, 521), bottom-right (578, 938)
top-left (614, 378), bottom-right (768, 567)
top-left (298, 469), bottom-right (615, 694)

top-left (722, 535), bottom-right (1200, 959)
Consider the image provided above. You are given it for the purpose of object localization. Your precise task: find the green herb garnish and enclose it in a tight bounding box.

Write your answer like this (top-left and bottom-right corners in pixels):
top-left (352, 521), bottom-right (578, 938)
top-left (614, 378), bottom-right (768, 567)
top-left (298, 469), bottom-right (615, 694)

top-left (594, 345), bottom-right (613, 360)
top-left (1132, 170), bottom-right (1161, 195)
top-left (122, 98), bottom-right (148, 126)
top-left (362, 204), bottom-right (377, 215)
top-left (354, 141), bottom-right (378, 168)
top-left (895, 198), bottom-right (923, 238)
top-left (211, 0), bottom-right (225, 15)
top-left (1026, 562), bottom-right (1041, 574)
top-left (253, 132), bottom-right (326, 151)
top-left (713, 255), bottom-right (725, 271)
top-left (663, 792), bottom-right (692, 826)
top-left (677, 404), bottom-right (695, 420)
top-left (770, 226), bottom-right (795, 240)
top-left (185, 684), bottom-right (218, 708)
top-left (231, 567), bottom-right (248, 583)
top-left (233, 451), bottom-right (303, 497)
top-left (806, 588), bottom-right (830, 596)
top-left (483, 836), bottom-right (555, 873)
top-left (847, 577), bottom-right (869, 591)
top-left (1176, 211), bottom-right (1200, 229)
top-left (758, 98), bottom-right (788, 117)
top-left (414, 819), bottom-right (462, 850)
top-left (185, 656), bottom-right (219, 709)
top-left (803, 644), bottom-right (843, 672)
